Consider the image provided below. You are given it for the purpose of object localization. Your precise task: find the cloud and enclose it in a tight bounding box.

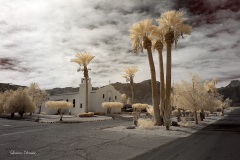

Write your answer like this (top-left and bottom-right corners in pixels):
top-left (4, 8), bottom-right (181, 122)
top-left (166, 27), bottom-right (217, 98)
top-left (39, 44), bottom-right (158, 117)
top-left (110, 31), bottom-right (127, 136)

top-left (0, 0), bottom-right (239, 89)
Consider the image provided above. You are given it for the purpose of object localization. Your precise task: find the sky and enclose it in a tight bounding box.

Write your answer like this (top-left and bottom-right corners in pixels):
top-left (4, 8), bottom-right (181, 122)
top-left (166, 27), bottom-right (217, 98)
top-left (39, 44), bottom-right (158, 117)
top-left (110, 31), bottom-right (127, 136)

top-left (0, 0), bottom-right (239, 89)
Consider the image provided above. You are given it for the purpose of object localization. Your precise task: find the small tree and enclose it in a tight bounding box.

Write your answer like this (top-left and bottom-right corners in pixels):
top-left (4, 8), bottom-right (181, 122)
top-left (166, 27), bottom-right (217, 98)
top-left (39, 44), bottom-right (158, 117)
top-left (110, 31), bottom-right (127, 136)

top-left (45, 101), bottom-right (73, 121)
top-left (121, 94), bottom-right (127, 104)
top-left (27, 83), bottom-right (49, 117)
top-left (0, 90), bottom-right (14, 116)
top-left (3, 88), bottom-right (35, 118)
top-left (123, 66), bottom-right (139, 104)
top-left (101, 102), bottom-right (123, 114)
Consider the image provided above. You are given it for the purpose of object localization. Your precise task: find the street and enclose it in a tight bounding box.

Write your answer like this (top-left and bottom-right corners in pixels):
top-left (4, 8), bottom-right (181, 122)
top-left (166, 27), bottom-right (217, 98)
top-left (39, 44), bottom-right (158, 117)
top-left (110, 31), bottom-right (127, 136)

top-left (0, 117), bottom-right (175, 160)
top-left (134, 108), bottom-right (240, 160)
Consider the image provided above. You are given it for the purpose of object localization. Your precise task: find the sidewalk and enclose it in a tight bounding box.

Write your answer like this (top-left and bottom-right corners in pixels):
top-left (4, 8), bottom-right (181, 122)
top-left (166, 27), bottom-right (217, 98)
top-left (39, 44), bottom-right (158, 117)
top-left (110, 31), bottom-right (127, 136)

top-left (35, 114), bottom-right (113, 123)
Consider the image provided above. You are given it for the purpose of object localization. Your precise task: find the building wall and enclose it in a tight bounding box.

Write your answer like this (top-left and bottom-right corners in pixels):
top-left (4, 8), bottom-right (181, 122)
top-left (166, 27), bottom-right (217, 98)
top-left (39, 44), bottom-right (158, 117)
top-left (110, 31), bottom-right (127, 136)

top-left (91, 84), bottom-right (122, 113)
top-left (41, 79), bottom-right (122, 115)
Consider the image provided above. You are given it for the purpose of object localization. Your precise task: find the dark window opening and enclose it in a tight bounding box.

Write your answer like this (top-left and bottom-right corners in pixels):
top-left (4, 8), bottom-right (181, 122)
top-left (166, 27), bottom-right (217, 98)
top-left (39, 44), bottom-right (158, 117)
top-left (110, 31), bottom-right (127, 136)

top-left (66, 99), bottom-right (68, 102)
top-left (115, 96), bottom-right (117, 100)
top-left (103, 94), bottom-right (105, 99)
top-left (73, 99), bottom-right (75, 108)
top-left (80, 103), bottom-right (82, 108)
top-left (109, 97), bottom-right (111, 101)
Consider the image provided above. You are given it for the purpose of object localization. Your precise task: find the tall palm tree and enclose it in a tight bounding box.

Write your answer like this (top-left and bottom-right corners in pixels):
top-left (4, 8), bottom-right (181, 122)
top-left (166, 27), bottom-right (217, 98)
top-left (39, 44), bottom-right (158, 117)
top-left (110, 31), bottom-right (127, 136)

top-left (129, 19), bottom-right (162, 125)
top-left (123, 66), bottom-right (139, 104)
top-left (151, 27), bottom-right (166, 121)
top-left (71, 52), bottom-right (95, 113)
top-left (157, 10), bottom-right (192, 130)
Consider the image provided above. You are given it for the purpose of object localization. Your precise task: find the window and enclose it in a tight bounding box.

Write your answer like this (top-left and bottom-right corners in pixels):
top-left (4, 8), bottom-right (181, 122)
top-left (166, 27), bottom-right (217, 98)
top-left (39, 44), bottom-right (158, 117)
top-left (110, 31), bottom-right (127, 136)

top-left (103, 94), bottom-right (105, 99)
top-left (73, 99), bottom-right (75, 108)
top-left (80, 103), bottom-right (82, 108)
top-left (66, 99), bottom-right (69, 102)
top-left (115, 96), bottom-right (117, 100)
top-left (109, 97), bottom-right (111, 101)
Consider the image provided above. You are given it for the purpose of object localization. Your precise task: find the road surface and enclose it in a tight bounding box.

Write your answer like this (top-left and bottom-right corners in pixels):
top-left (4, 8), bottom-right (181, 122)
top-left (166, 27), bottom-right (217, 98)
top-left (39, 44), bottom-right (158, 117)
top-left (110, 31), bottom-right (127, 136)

top-left (134, 108), bottom-right (240, 160)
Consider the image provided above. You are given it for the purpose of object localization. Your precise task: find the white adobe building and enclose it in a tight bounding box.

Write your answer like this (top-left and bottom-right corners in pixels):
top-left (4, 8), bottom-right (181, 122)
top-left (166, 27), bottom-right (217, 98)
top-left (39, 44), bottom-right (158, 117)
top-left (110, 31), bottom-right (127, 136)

top-left (41, 78), bottom-right (122, 115)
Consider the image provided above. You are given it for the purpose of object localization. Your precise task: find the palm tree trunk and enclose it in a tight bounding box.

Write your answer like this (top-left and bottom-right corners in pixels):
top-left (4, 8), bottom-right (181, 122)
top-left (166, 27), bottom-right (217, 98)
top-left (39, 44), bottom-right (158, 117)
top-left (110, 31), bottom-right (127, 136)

top-left (146, 47), bottom-right (161, 126)
top-left (85, 76), bottom-right (88, 113)
top-left (84, 66), bottom-right (89, 113)
top-left (130, 77), bottom-right (134, 104)
top-left (165, 42), bottom-right (172, 130)
top-left (157, 48), bottom-right (165, 121)
top-left (194, 107), bottom-right (198, 124)
top-left (60, 108), bottom-right (63, 121)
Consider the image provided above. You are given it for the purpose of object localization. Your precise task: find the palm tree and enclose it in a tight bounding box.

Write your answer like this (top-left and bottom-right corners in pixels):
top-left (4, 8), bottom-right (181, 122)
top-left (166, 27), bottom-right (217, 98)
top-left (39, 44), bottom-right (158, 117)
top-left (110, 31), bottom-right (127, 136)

top-left (129, 19), bottom-right (162, 125)
top-left (123, 66), bottom-right (139, 104)
top-left (151, 27), bottom-right (166, 122)
top-left (157, 10), bottom-right (192, 130)
top-left (71, 52), bottom-right (95, 113)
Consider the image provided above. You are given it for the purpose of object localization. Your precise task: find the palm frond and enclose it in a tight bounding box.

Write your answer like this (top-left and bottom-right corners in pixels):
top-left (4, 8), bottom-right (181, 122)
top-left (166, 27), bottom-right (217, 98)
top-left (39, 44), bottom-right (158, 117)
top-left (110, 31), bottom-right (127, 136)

top-left (123, 66), bottom-right (139, 78)
top-left (129, 19), bottom-right (157, 53)
top-left (71, 52), bottom-right (95, 66)
top-left (156, 10), bottom-right (191, 46)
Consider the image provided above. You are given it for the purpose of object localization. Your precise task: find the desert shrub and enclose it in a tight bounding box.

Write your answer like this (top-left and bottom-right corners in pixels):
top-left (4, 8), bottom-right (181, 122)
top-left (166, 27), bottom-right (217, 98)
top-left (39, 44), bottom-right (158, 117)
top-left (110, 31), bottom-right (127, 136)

top-left (215, 106), bottom-right (223, 112)
top-left (137, 118), bottom-right (154, 129)
top-left (78, 112), bottom-right (94, 117)
top-left (205, 111), bottom-right (210, 117)
top-left (3, 88), bottom-right (35, 118)
top-left (216, 112), bottom-right (222, 116)
top-left (178, 121), bottom-right (189, 127)
top-left (132, 103), bottom-right (148, 110)
top-left (146, 105), bottom-right (154, 116)
top-left (93, 112), bottom-right (105, 115)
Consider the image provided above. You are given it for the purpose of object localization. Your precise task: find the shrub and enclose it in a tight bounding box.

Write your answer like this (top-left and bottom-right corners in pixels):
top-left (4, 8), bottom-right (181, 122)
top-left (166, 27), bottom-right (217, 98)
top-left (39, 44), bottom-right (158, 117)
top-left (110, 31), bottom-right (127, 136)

top-left (138, 118), bottom-right (154, 129)
top-left (3, 88), bottom-right (35, 118)
top-left (78, 112), bottom-right (94, 117)
top-left (146, 105), bottom-right (154, 116)
top-left (93, 112), bottom-right (105, 115)
top-left (132, 103), bottom-right (148, 110)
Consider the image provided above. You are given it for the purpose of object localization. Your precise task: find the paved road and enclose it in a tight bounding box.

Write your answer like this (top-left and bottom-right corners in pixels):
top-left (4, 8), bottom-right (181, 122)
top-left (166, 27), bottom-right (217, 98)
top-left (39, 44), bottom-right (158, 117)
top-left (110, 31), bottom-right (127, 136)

top-left (0, 117), bottom-right (176, 160)
top-left (134, 108), bottom-right (240, 160)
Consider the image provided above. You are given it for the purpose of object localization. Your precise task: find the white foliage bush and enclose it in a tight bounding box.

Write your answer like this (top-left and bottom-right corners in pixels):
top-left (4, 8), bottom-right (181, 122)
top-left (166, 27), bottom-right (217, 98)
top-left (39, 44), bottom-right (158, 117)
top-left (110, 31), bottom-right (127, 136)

top-left (45, 101), bottom-right (73, 109)
top-left (3, 88), bottom-right (35, 116)
top-left (101, 102), bottom-right (123, 109)
top-left (138, 118), bottom-right (154, 129)
top-left (132, 103), bottom-right (148, 110)
top-left (146, 105), bottom-right (154, 116)
top-left (78, 112), bottom-right (94, 117)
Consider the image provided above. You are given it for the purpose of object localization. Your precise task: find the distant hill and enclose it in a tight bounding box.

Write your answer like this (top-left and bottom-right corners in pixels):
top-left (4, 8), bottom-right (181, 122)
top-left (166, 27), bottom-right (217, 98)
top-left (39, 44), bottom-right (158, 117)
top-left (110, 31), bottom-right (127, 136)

top-left (218, 80), bottom-right (240, 106)
top-left (1, 80), bottom-right (239, 106)
top-left (111, 80), bottom-right (160, 104)
top-left (0, 83), bottom-right (26, 92)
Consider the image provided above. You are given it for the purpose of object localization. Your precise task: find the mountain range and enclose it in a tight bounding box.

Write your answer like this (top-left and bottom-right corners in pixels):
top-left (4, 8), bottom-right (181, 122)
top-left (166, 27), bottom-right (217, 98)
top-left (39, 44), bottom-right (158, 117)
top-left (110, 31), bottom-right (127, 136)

top-left (0, 80), bottom-right (239, 105)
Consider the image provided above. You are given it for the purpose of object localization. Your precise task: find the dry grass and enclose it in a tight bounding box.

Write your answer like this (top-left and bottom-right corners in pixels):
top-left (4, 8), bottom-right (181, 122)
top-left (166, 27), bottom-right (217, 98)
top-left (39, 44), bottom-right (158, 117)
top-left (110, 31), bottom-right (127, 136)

top-left (78, 112), bottom-right (94, 117)
top-left (138, 118), bottom-right (154, 129)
